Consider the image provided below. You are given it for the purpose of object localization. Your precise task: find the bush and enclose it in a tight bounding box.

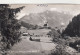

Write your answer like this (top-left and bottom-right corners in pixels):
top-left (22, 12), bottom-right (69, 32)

top-left (50, 45), bottom-right (71, 55)
top-left (47, 28), bottom-right (61, 38)
top-left (69, 40), bottom-right (80, 51)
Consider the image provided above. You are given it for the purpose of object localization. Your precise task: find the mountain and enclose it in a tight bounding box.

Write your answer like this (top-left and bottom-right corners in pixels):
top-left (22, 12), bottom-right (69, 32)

top-left (20, 10), bottom-right (73, 28)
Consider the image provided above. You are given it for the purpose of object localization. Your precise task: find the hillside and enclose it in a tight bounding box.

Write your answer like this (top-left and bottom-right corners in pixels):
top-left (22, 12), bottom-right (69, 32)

top-left (62, 14), bottom-right (80, 37)
top-left (20, 10), bottom-right (73, 28)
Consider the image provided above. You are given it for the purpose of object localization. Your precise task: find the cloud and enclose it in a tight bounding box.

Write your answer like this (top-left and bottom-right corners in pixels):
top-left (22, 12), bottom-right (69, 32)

top-left (50, 8), bottom-right (57, 11)
top-left (16, 13), bottom-right (26, 20)
top-left (26, 13), bottom-right (29, 15)
top-left (61, 22), bottom-right (65, 26)
top-left (49, 8), bottom-right (62, 13)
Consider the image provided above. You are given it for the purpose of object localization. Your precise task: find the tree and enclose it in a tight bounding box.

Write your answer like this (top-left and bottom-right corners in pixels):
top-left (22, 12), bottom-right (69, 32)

top-left (47, 28), bottom-right (61, 42)
top-left (62, 14), bottom-right (80, 37)
top-left (50, 45), bottom-right (71, 55)
top-left (0, 4), bottom-right (24, 55)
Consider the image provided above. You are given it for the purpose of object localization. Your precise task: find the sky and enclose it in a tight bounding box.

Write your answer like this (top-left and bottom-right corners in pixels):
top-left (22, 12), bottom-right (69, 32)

top-left (10, 4), bottom-right (80, 20)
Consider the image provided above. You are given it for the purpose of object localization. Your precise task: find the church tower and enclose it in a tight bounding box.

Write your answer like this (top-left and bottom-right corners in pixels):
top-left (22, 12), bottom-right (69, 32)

top-left (43, 21), bottom-right (48, 28)
top-left (44, 21), bottom-right (48, 27)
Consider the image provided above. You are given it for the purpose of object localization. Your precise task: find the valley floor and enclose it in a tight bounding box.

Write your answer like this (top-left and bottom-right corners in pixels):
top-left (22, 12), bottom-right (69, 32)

top-left (6, 29), bottom-right (80, 55)
top-left (8, 36), bottom-right (56, 55)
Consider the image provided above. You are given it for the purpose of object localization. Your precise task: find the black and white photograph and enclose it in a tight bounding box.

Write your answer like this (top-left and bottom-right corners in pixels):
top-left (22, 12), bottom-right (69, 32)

top-left (0, 4), bottom-right (80, 55)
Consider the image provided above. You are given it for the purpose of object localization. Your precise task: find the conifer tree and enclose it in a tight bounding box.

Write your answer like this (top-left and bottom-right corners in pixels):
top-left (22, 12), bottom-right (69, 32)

top-left (0, 4), bottom-right (24, 55)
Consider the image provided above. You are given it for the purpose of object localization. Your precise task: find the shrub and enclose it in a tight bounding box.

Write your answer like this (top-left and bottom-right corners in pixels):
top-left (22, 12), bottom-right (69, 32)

top-left (50, 45), bottom-right (71, 55)
top-left (69, 40), bottom-right (80, 51)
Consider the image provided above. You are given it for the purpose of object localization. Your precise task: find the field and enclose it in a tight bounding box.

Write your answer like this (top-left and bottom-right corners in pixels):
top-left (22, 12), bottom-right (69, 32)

top-left (27, 29), bottom-right (51, 35)
top-left (8, 29), bottom-right (57, 55)
top-left (7, 29), bottom-right (80, 55)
